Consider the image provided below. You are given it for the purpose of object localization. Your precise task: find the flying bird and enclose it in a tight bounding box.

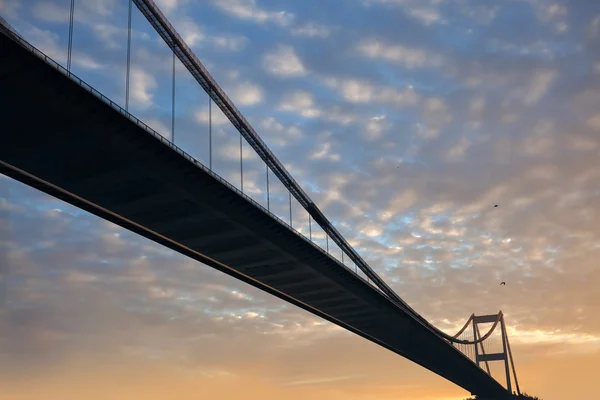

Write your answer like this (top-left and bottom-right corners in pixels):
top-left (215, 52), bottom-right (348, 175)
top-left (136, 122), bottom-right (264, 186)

top-left (500, 281), bottom-right (506, 285)
top-left (494, 205), bottom-right (498, 208)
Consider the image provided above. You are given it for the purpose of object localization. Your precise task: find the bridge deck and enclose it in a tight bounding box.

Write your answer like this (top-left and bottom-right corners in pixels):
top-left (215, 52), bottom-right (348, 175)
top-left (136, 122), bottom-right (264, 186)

top-left (0, 30), bottom-right (507, 398)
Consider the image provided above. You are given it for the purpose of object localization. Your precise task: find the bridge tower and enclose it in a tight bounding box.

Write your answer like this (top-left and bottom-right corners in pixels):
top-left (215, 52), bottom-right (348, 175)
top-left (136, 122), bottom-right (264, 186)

top-left (471, 312), bottom-right (521, 396)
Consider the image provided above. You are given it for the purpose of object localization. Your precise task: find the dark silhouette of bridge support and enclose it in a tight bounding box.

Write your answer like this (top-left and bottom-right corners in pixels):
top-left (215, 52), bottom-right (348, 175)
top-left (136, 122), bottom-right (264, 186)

top-left (453, 312), bottom-right (521, 397)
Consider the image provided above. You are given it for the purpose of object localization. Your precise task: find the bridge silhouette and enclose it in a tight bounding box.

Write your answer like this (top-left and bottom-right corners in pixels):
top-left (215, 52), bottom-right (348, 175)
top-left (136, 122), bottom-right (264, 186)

top-left (0, 2), bottom-right (521, 398)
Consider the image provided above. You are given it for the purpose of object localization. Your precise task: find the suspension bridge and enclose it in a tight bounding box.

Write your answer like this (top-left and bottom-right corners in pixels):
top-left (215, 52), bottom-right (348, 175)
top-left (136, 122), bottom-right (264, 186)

top-left (0, 2), bottom-right (523, 398)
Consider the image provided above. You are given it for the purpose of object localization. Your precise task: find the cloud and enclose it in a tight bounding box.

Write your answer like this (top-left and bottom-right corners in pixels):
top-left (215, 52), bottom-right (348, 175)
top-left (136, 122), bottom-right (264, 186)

top-left (31, 1), bottom-right (70, 23)
top-left (212, 0), bottom-right (294, 26)
top-left (445, 137), bottom-right (471, 162)
top-left (211, 34), bottom-right (246, 51)
top-left (360, 223), bottom-right (384, 237)
top-left (259, 117), bottom-right (303, 147)
top-left (263, 45), bottom-right (306, 77)
top-left (325, 77), bottom-right (420, 108)
top-left (507, 326), bottom-right (600, 348)
top-left (361, 0), bottom-right (446, 25)
top-left (278, 91), bottom-right (320, 118)
top-left (591, 16), bottom-right (600, 39)
top-left (408, 7), bottom-right (443, 26)
top-left (217, 141), bottom-right (259, 162)
top-left (587, 114), bottom-right (600, 132)
top-left (175, 17), bottom-right (246, 51)
top-left (194, 106), bottom-right (230, 126)
top-left (291, 22), bottom-right (331, 38)
top-left (31, 0), bottom-right (118, 24)
top-left (524, 70), bottom-right (557, 105)
top-left (308, 141), bottom-right (341, 162)
top-left (145, 118), bottom-right (172, 139)
top-left (459, 3), bottom-right (500, 25)
top-left (281, 374), bottom-right (359, 386)
top-left (19, 26), bottom-right (105, 74)
top-left (155, 0), bottom-right (184, 14)
top-left (0, 0), bottom-right (21, 18)
top-left (177, 17), bottom-right (206, 47)
top-left (363, 115), bottom-right (390, 141)
top-left (526, 0), bottom-right (568, 33)
top-left (231, 81), bottom-right (263, 106)
top-left (130, 67), bottom-right (157, 108)
top-left (420, 97), bottom-right (453, 139)
top-left (339, 79), bottom-right (376, 103)
top-left (357, 39), bottom-right (443, 69)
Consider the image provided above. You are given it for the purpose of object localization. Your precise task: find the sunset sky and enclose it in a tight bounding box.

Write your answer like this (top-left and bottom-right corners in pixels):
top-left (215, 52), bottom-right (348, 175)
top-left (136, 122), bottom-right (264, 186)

top-left (2, 0), bottom-right (600, 399)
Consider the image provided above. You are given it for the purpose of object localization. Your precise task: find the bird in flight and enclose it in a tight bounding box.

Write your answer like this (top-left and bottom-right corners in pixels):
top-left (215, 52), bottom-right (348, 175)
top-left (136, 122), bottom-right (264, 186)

top-left (500, 281), bottom-right (506, 285)
top-left (494, 205), bottom-right (498, 208)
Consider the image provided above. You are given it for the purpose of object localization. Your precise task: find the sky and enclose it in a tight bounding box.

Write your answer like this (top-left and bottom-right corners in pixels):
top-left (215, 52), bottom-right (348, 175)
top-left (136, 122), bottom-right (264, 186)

top-left (1, 0), bottom-right (600, 399)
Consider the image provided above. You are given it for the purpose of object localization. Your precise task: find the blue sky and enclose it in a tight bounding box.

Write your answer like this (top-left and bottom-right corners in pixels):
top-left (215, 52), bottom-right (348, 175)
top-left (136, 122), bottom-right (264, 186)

top-left (2, 0), bottom-right (600, 399)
